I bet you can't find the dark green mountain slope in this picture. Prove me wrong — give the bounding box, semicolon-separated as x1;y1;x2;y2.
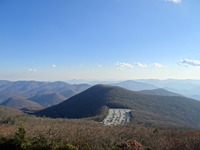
30;93;67;107
0;96;42;110
36;84;200;129
139;88;183;97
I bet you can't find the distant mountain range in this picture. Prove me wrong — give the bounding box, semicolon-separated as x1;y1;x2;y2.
0;96;42;110
29;93;67;107
137;79;200;100
36;84;200;129
2;79;200;103
139;88;183;97
0;80;91;103
65;79;200;101
112;80;157;91
1;80;200;129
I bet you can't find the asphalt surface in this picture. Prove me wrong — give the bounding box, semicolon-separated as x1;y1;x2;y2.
102;109;131;125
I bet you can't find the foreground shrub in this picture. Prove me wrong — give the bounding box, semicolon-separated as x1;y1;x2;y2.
0;125;80;150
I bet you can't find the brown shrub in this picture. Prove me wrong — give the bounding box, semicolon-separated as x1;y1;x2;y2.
118;139;142;150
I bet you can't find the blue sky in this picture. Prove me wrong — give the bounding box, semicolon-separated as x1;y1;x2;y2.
1;0;200;81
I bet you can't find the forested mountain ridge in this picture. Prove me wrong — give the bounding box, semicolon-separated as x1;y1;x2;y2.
36;84;200;129
0;80;91;102
0;96;42;110
29;93;67;107
139;88;183;97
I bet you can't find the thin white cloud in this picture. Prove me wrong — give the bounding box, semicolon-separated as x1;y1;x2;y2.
97;64;102;68
135;62;147;68
79;64;84;67
153;63;166;69
115;62;134;69
165;0;181;4
178;59;200;67
51;64;56;68
28;68;37;72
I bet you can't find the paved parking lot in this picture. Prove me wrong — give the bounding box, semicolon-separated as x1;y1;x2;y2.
102;109;131;125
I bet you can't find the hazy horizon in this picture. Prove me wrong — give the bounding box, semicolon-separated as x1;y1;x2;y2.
3;78;200;83
1;0;200;81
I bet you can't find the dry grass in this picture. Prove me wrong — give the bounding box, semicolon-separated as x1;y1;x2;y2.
1;114;200;149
